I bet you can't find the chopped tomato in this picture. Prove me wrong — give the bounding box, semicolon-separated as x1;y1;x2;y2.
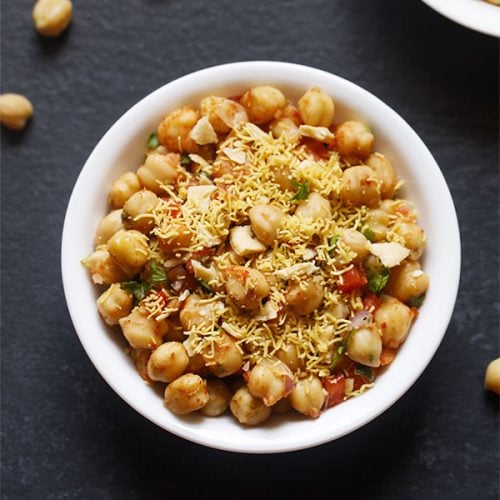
380;346;397;366
191;246;215;260
157;289;169;306
323;374;346;408
363;293;381;311
301;137;331;160
338;267;367;293
410;307;419;319
346;364;376;390
161;200;181;218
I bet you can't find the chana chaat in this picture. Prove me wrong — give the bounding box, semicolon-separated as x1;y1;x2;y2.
83;85;429;425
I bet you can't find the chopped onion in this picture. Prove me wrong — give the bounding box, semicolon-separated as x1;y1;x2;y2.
351;310;371;329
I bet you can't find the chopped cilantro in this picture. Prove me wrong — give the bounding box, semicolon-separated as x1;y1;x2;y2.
330;342;346;369
149;261;168;286
362;227;376;242
147;132;160;150
408;293;426;308
180;152;192;168
198;279;213;294
328;235;338;247
290;179;310;201
121;280;152;302
354;364;375;382
367;266;390;294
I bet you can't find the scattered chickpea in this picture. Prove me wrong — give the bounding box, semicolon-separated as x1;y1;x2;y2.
107;229;150;276
94;209;124;247
147;342;189;383
82;248;128;285
346;326;382;367
336;120;374;160
341;165;381;208
247;358;294;407
295;192;332;221
164;374;209;415
298;87;335;127
157;106;199;153
137;153;181;193
122;190;159;234
249;204;285;246
119;308;168;350
230;386;272;425
484;358;500;394
374;295;413;348
201;379;232;417
96;283;133;326
202;332;244;378
286;278;324;316
108;172;142;208
0;94;33;130
366;153;397;199
394;222;426;260
289;376;325;418
224;266;270;312
385;260;429;304
339;228;370;264
240;86;287;124
33;0;73;37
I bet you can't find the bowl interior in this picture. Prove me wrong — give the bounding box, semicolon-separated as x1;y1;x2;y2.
61;61;460;453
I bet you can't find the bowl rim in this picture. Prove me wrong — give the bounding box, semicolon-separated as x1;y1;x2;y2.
420;0;500;37
61;61;461;453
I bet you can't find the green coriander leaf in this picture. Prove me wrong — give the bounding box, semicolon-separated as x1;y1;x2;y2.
408;293;426;308
149;261;168;286
330;342;346;369
198;279;213;294
180;152;192;168
121;281;152;302
290;179;310;201
354;364;375;382
147;132;160;150
328;235;338;247
362;227;376;242
367;266;390;294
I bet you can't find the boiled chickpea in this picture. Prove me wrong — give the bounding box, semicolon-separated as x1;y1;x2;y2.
328;301;350;319
164;374;209;414
269;118;300;141
347;326;382;367
249;204;285;246
137;152;181;193
394;222;426;260
82;249;128;284
336;120;374;160
107;229;150;276
202;332;244;377
147;342;189;383
230;386;272;425
484;358;500;394
130;348;151;382
276;343;303;372
119;308;168;349
365;209;390;242
201;379;232;416
289;376;325;418
108;172;142;208
298;87;335;127
96;283;133;326
385;260;429;304
374;295;413;348
0;93;33;130
295;192;332;221
157;106;199;153
247;358;294;407
122;190;159;234
224;266;270;312
200;96;248;134
366;153;397;199
32;0;72;37
271;163;294;191
341;165;381;208
240;86;286;124
286;278;324;316
95;209;124;246
179;294;222;330
339;228;370;264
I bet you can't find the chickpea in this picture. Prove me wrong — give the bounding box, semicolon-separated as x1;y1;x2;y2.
157;106;199;153
122;190;159;234
247;358;294;407
82;248;128;285
96;283;133;326
286;278;324;316
374;295;413;348
336;120;374;160
119;308;168;349
365;209;390;242
108;172;142;208
295;192;332;221
249;204;285;246
107;229;150;276
341;165;381;208
394;222;426;260
137;153;180;193
32;0;72;37
200;96;248;134
0;93;33;130
240;85;287;124
298;87;335;127
366;153;397;199
484;358;500;394
380;199;410;216
269;118;300;141
179;294;223;330
157;223;193;256
276;343;303;372
346;326;382;367
328;301;350;319
186;353;209;376
202;332;244;377
385;260;429;304
224;266;270;312
164;374;209;415
201;379;232;416
95;209;124;246
339;228;370;264
230;386;272;425
147;341;189;383
280;103;302;125
289;376;325;418
130;348;151;382
271;163;294;191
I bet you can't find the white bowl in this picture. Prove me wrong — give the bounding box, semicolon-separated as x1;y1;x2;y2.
421;0;500;37
61;61;461;453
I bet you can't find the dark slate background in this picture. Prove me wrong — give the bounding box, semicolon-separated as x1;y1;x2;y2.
1;0;498;498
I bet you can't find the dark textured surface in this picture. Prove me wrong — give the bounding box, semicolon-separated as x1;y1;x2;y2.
1;0;498;498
